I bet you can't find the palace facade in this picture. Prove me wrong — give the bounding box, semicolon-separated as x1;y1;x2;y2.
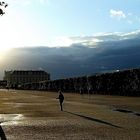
3;70;50;88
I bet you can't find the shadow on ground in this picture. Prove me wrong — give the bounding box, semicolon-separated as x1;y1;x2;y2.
64;111;122;128
0;125;7;140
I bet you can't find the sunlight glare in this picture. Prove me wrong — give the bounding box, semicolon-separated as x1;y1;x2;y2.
0;13;20;55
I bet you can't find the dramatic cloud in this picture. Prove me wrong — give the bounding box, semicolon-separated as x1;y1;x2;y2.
0;30;140;79
110;10;140;24
110;9;126;20
69;30;140;47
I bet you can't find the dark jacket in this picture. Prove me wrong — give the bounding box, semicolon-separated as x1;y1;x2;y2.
59;93;64;103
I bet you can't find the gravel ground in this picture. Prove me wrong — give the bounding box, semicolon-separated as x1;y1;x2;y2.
0;89;140;140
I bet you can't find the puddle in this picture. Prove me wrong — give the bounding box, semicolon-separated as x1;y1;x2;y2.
114;109;140;117
3;103;24;108
2;102;36;108
0;114;25;125
1;98;9;101
134;113;140;116
114;109;133;113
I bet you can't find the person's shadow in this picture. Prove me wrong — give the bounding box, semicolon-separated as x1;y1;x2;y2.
0;125;7;140
64;111;122;128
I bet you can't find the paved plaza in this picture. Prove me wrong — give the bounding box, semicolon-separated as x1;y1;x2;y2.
0;89;140;140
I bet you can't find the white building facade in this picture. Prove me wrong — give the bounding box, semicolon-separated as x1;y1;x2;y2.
3;70;50;88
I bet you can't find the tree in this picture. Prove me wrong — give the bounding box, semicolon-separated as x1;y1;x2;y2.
0;1;8;16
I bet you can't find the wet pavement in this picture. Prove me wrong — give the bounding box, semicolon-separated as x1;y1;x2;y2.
0;90;140;140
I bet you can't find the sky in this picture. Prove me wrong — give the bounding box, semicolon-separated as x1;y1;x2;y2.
0;0;140;50
0;0;140;79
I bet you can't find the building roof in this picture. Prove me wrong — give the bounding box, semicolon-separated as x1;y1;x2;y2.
5;70;49;75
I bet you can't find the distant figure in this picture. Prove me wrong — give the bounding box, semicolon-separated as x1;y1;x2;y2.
56;90;64;111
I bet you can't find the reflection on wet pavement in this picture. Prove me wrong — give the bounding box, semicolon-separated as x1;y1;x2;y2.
0;114;24;125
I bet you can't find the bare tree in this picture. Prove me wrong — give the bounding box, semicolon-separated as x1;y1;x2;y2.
0;1;8;16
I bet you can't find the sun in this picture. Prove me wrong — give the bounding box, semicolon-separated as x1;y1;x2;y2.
0;21;15;57
0;6;21;54
0;29;15;55
0;20;19;55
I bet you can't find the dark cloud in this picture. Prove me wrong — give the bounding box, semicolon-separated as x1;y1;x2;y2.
1;30;140;79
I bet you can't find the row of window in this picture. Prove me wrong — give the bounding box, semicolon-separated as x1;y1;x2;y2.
9;76;49;83
12;71;48;75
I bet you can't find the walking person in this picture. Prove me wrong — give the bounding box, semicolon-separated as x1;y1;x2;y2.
56;90;64;111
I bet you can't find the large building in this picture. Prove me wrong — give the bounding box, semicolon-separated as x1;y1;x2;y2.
3;70;50;88
0;80;7;88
